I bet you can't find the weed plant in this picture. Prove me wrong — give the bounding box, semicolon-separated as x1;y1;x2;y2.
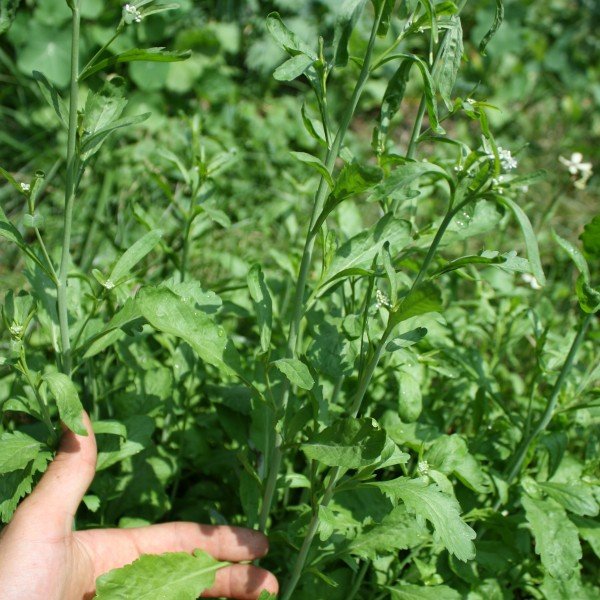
0;1;599;598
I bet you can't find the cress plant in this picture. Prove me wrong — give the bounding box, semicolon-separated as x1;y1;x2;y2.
0;1;599;599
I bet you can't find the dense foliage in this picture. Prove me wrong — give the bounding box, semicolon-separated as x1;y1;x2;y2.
1;1;598;598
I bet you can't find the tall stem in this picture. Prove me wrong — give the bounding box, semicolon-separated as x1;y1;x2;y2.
57;3;80;376
500;312;593;497
258;3;386;533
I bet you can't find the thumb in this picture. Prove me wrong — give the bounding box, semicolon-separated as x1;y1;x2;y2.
18;411;97;530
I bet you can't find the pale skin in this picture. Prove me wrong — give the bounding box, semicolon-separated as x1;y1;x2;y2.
0;413;279;600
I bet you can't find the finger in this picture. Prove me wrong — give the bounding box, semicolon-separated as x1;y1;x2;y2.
18;411;97;529
202;564;279;600
76;523;271;585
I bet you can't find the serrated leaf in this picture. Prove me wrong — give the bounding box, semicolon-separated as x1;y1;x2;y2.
290;151;334;188
247;264;272;354
522;494;582;580
495;195;546;286
272;358;314;390
94;549;227;600
0;431;46;474
138;287;243;378
370;477;476;561
79;48;191;81
537;481;599;517
302;418;387;468
107;230;163;287
42;371;86;435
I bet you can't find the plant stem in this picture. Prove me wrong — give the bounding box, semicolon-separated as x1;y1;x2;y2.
258;3;386;534
56;3;81;376
500;312;593;498
348;560;370;600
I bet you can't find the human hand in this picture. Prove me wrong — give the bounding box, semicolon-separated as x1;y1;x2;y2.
0;413;278;600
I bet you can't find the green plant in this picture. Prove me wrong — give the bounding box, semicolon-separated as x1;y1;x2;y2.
1;1;599;598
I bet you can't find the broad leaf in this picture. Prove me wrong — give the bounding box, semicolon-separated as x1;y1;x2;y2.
247;264;273;354
302;418;387;468
272;358;314;390
333;0;367;66
370;477;476;561
580;214;600;261
273;53;313;81
0;431;46;475
32;70;68;126
390;583;461;600
552;230;590;282
522;494;582;580
42;371;87;435
0;204;26;248
138;287;243;378
537;481;599;517
94;550;227;600
266;12;316;59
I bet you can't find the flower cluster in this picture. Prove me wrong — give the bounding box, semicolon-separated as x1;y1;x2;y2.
486;146;518;172
123;3;143;24
375;289;390;309
559;152;593;190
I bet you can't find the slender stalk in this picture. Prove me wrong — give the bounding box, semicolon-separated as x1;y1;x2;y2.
500;312;593;498
258;3;386;534
347;560;370;600
56;3;81;376
406;0;468;159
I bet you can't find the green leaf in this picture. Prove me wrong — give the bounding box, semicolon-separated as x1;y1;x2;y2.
321;214;412;287
138;287;243;378
370;477;476;561
386;327;428;352
576;276;600;314
479;0;505;54
495;195;546;286
570;515;600;560
290;151;334;188
390;583;461;600
79;48;192;81
537;481;599;517
333;0;367;67
0;204;26;248
0;0;20;35
94;549;227;600
313;162;384;232
266;12;316;59
107;230;163;287
272;358;314;390
247;264;273;354
273;53;314;81
32;70;68;126
302;418;387;468
522;494;582;580
433;16;463;110
42;371;87;435
374;60;412;154
347;505;428;560
580;214;600;261
0;431;46;475
552;230;590;282
371;0;397;36
389;283;443;328
257;592;278;600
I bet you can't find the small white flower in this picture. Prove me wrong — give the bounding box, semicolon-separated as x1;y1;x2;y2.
375;289;390;309
501;510;509;517
20;182;30;193
497;147;518;171
466;98;476;105
559;152;593;189
521;273;542;290
417;460;429;476
519;185;529;194
123;3;142;24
